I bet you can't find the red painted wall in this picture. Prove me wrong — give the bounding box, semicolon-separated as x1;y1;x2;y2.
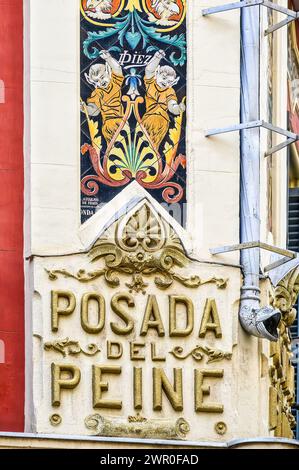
0;1;24;431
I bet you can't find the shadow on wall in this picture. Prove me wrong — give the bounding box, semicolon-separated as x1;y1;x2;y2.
0;80;5;104
0;340;5;363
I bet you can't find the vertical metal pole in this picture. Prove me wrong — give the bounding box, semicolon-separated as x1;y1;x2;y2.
240;4;261;306
239;5;281;340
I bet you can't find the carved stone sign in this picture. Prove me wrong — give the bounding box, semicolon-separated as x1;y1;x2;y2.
31;203;238;440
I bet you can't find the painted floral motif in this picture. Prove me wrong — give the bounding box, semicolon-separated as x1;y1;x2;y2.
80;0;187;224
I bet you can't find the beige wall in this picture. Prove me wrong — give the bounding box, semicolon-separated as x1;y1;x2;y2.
24;0;296;447
260;2;288;271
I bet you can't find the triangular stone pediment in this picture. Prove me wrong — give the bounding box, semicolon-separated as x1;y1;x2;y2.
79;181;192;255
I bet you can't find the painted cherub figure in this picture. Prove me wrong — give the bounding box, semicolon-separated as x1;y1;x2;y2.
81;50;124;145
148;0;180;26
141;50;185;151
84;0;113;20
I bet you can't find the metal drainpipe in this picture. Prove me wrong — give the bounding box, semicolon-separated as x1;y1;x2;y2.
239;4;280;341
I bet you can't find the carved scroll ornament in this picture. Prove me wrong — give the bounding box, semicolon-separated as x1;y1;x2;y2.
44;338;101;357
272;266;299;327
269;266;299;437
47;204;228;293
85;413;190;440
169;345;232;364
